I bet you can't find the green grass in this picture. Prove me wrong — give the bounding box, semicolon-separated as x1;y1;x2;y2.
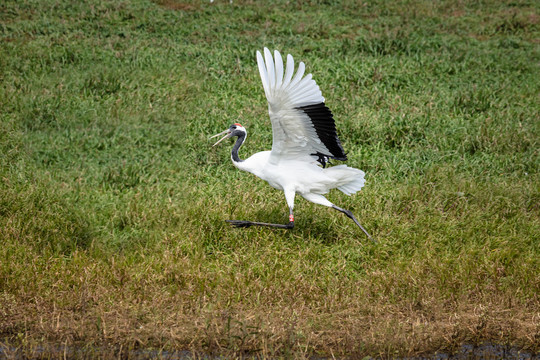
1;0;539;358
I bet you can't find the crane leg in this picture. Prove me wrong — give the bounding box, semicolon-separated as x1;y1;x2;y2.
332;205;375;242
227;190;296;229
226;219;293;229
300;193;374;241
226;207;294;229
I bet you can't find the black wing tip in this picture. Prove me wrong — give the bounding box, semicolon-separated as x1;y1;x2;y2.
312;152;347;168
297;102;347;160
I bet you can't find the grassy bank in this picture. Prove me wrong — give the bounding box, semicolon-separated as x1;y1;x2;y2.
1;0;539;357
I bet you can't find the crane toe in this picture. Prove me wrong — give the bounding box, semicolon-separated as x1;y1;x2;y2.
226;220;254;228
225;219;294;229
332;205;375;242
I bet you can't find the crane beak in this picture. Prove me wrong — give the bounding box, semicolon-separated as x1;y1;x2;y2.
210;129;231;147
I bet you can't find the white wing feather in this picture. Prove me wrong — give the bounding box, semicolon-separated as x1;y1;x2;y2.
286;62;305;91
282;54;295;88
274;50;283;89
256;51;270;99
264;48;275;90
256;48;333;164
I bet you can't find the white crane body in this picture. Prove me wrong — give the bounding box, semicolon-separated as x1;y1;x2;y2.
211;48;373;240
235;151;365;199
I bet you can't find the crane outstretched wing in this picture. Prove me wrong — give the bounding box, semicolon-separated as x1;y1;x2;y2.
256;48;347;166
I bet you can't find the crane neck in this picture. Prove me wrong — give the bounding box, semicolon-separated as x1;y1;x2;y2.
231;132;246;163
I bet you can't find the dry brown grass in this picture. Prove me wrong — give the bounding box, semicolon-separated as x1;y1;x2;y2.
1;250;538;358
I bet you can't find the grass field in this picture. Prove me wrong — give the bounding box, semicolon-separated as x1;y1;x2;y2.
1;0;539;358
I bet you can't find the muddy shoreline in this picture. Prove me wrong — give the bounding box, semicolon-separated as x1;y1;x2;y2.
1;342;539;359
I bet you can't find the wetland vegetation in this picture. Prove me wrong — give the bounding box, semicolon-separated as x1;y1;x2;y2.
1;0;539;357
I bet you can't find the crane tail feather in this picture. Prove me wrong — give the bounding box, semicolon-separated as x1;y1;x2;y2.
323;165;366;195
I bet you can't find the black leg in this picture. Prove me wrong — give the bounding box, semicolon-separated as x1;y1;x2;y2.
226;220;294;229
332;205;375;242
226;208;294;229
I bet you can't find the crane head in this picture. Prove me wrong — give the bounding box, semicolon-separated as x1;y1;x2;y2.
210;123;246;146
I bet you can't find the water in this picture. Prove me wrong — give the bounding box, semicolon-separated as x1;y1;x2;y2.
402;343;539;360
0;342;538;359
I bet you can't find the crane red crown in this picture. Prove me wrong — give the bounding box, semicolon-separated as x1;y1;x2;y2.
234;123;242;127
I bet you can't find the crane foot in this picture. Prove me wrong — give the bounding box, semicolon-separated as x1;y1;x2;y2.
332;206;376;242
226;220;294;229
226;220;254;228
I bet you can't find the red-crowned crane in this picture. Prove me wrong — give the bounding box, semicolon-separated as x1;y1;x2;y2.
211;48;373;240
